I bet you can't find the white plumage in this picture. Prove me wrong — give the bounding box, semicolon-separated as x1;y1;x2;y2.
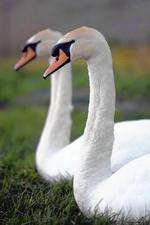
112;119;150;172
17;29;150;187
47;26;150;218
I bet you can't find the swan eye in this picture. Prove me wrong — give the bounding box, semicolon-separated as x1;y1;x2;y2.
22;40;41;53
51;40;75;59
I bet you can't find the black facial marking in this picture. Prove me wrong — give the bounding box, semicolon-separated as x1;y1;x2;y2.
43;40;75;79
22;40;41;53
51;40;75;58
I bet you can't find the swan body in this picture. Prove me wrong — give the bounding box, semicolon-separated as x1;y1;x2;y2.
87;154;150;218
37;136;83;181
36;119;150;181
112;119;150;172
44;26;150;218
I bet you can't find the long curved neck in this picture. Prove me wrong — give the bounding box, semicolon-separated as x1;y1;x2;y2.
36;63;72;157
49;63;73;149
74;50;115;208
43;68;61;133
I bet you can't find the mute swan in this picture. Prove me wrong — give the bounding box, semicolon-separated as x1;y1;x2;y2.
14;29;73;179
14;29;150;182
43;26;150;218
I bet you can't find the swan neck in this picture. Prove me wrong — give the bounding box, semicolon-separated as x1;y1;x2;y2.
84;57;115;153
36;63;72;165
42;63;72;149
74;53;115;209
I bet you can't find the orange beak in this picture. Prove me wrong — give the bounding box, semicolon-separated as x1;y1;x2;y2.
14;47;36;71
43;49;70;79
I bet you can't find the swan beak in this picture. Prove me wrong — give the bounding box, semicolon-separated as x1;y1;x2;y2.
14;47;36;71
43;49;70;79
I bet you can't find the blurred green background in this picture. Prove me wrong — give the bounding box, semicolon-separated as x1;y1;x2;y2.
0;1;150;224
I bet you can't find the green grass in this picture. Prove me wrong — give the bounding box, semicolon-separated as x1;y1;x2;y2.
0;55;150;225
0;167;126;225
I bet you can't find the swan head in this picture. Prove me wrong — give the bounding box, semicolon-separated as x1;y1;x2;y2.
43;26;109;79
14;28;62;71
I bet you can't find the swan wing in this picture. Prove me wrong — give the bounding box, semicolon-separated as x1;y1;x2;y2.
111;120;150;172
92;154;150;218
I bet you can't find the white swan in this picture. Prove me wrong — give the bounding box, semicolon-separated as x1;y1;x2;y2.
15;29;150;182
14;29;73;179
43;26;150;218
